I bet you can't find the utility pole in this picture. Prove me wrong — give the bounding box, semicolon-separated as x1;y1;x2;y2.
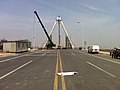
33;14;35;48
77;21;84;50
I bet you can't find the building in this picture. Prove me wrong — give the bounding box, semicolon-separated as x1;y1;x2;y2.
3;40;31;53
0;39;7;50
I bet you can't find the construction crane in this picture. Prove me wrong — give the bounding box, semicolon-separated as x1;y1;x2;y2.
34;11;56;49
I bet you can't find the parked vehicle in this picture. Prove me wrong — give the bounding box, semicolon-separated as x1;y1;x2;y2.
110;48;120;59
88;45;100;54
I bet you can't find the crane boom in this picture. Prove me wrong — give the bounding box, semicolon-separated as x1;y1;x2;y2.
34;11;56;48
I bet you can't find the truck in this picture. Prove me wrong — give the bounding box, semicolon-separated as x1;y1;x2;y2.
88;45;100;54
110;48;120;59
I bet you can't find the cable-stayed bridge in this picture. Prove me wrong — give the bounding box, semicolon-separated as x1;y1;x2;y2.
34;11;74;49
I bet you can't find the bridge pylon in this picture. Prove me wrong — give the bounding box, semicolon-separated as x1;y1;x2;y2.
43;16;74;49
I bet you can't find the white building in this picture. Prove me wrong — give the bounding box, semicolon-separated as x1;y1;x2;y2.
3;40;31;53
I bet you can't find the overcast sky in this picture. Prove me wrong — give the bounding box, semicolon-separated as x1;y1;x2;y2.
0;0;120;48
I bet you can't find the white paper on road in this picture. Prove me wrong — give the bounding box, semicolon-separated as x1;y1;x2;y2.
57;72;78;76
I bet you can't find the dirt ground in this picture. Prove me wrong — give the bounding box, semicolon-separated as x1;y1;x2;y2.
99;51;110;55
0;48;38;57
0;52;17;57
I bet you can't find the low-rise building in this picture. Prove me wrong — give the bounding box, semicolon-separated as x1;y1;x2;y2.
3;40;31;53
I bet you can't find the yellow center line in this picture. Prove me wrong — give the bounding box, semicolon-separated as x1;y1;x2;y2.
53;50;67;90
53;53;58;90
59;50;67;90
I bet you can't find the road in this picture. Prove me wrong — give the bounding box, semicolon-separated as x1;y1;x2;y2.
0;49;120;90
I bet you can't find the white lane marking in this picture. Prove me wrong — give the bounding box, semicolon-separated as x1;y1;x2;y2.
91;55;120;65
0;50;40;63
71;53;76;56
44;54;56;56
0;60;33;80
26;54;56;57
26;55;43;57
0;54;30;63
87;61;116;78
75;50;120;65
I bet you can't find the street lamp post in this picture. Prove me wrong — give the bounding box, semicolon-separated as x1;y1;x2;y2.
77;22;84;50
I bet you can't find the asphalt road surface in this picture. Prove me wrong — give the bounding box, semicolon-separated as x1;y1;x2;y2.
0;49;120;90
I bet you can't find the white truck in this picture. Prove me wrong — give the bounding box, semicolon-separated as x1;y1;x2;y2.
88;45;100;54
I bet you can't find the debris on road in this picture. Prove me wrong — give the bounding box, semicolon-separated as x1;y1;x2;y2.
57;72;78;76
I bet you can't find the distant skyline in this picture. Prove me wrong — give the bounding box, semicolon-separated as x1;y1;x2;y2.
0;0;120;48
